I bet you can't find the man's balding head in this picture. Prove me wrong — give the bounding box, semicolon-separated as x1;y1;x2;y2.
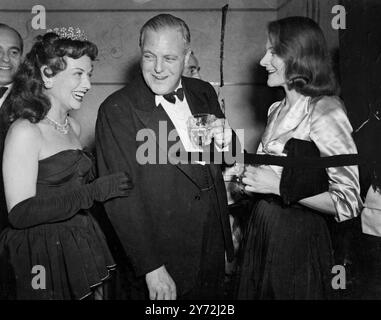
0;24;23;86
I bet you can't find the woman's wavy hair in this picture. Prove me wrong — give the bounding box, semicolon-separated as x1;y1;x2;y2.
6;32;98;124
268;16;338;97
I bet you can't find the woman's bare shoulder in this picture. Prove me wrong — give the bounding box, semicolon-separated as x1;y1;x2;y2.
6;119;42;147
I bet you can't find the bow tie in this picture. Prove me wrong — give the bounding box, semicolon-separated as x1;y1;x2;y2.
0;87;8;99
163;88;184;104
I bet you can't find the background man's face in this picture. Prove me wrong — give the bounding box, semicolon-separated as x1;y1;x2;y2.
141;28;190;95
0;27;22;86
183;54;201;79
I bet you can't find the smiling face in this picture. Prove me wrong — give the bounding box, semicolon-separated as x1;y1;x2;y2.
45;55;93;112
260;38;286;88
0;27;22;86
141;27;190;95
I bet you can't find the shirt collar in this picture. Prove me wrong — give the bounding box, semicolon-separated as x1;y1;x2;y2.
1;83;12;90
0;83;13;101
155;80;183;107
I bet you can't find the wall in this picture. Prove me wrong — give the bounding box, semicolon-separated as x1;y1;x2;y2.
278;0;340;51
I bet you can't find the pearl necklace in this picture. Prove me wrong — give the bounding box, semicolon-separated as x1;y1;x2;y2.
45;116;70;134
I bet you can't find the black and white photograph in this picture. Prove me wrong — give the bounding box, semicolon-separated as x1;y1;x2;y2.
0;0;380;314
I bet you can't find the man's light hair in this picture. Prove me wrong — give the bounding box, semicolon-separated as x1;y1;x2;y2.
139;14;191;51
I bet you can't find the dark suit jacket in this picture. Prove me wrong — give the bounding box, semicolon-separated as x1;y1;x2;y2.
0;91;11;232
95;74;234;295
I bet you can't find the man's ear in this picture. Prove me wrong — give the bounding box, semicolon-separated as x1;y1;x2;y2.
40;65;54;89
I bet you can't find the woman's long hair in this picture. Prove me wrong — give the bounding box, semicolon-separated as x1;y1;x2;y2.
268;16;338;97
6;32;98;124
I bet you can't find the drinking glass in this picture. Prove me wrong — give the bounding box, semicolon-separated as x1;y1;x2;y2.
223;162;248;194
187;113;216;148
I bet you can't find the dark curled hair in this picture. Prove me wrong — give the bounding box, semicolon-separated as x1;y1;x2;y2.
268;16;338;97
6;32;98;124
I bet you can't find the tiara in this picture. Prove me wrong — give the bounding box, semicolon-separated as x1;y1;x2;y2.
46;27;88;41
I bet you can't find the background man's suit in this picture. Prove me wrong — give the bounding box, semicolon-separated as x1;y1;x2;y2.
95;74;234;297
0;91;11;232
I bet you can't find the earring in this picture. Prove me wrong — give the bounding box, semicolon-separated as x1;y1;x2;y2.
44;80;53;89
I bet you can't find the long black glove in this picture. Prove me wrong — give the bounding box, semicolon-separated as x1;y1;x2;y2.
8;172;133;229
280;138;328;205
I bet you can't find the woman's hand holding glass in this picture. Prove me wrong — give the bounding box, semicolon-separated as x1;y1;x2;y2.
223;163;248;198
242;165;281;195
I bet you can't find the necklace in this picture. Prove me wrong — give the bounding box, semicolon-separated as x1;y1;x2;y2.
45;116;70;134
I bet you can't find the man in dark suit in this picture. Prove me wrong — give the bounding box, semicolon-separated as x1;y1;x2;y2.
95;14;237;300
0;24;23;232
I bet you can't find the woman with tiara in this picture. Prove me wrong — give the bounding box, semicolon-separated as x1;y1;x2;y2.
0;28;133;300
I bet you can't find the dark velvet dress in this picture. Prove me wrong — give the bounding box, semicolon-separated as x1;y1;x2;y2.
0;149;115;300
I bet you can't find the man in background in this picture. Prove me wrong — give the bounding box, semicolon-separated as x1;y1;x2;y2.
182;51;201;79
0;23;23;232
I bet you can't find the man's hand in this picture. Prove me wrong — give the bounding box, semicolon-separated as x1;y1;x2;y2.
145;265;177;300
209;118;232;149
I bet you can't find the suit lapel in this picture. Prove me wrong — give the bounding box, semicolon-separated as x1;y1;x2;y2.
0;92;11;134
182;77;209;116
131;74;183;151
131;75;203;189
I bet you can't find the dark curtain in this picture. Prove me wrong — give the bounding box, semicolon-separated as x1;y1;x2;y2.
338;0;381;299
339;0;381;131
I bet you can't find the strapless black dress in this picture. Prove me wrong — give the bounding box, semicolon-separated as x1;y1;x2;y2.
0;149;115;300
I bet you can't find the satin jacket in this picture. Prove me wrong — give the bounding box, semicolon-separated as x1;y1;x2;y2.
257;95;363;222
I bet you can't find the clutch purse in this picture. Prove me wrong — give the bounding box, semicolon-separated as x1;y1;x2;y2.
280;138;329;205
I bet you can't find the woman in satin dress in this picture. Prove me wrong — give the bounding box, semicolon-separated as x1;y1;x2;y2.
236;17;362;299
0;30;132;299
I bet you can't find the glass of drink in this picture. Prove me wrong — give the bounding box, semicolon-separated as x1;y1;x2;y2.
223;163;248;201
187;113;216;148
230;163;248;191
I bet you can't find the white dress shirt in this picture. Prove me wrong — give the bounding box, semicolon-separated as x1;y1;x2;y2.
0;83;12;109
155;82;202;153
